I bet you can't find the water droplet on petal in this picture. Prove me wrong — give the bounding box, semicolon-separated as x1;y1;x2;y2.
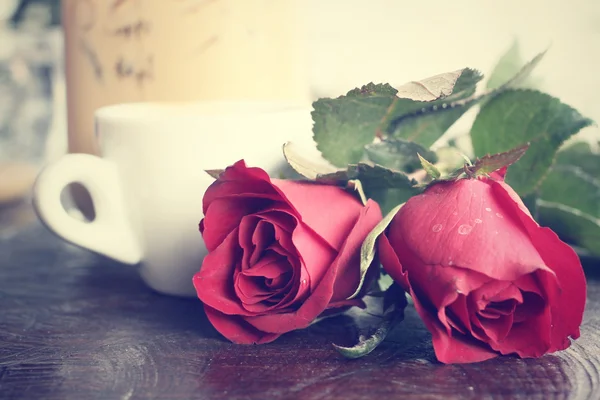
452;211;458;216
496;213;503;219
485;208;491;212
301;279;307;285
432;224;443;233
474;218;482;224
458;224;472;235
448;260;454;266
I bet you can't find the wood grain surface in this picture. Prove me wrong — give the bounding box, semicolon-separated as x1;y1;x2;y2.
0;217;599;399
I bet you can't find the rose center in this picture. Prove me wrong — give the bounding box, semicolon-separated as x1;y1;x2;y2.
479;298;518;319
235;211;303;313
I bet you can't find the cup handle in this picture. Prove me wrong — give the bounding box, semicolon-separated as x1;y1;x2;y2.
33;153;143;265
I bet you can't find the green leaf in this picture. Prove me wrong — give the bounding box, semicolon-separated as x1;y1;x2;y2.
318;163;419;215
364;138;437;172
334;283;407;359
537;200;600;257
487;40;544;91
472;143;529;176
394;69;469;101
377;273;394;292
312;70;482;167
555;141;600;177
537;143;600;256
470;89;593;195
490;48;546;94
487;40;522;90
282;141;338;180
312;83;399;167
418;153;441;179
386;69;484;147
540;164;600;218
348;204;403;300
205;169;224;179
332;315;393;359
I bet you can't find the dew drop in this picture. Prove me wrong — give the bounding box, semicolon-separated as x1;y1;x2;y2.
432;224;443;233
452;211;458;216
448;260;454;266
474;218;482;224
458;224;472;235
496;213;503;219
301;279;307;285
485;207;492;212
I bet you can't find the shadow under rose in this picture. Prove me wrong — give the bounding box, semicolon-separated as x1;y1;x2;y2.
71;254;218;339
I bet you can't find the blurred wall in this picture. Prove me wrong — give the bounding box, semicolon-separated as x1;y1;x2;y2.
301;0;600;143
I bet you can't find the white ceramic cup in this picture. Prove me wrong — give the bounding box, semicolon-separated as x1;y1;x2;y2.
33;101;314;297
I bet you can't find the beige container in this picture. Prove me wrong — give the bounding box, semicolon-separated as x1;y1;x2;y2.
63;0;309;156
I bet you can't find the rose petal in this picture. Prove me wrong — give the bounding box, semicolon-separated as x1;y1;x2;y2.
265;274;291;290
477;313;514;343
489;166;508;180
235;274;271;299
479;299;517;319
446;294;470;334
238;277;292;314
250;220;276;265
291;222;337;292
243;251;289;278
378;234;409;289
235;251;296;313
202;160;280;214
239;209;298;271
257;210;297;233
239;215;259;270
193;228;254;317
391;179;549;281
236;253;290;304
491;179;586;351
411;282;498;364
203;197;264;252
471;281;521;318
246;200;380;333
204;305;280;344
513;291;546;323
511;272;547;322
484;269;556;357
272;180;365;251
330;200;383;302
378;232;498;363
201;160;294;252
382;230;470;335
488;302;552;358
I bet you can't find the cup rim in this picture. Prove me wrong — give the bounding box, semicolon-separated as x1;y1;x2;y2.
95;100;311;122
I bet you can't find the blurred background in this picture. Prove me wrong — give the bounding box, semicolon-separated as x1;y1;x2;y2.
0;0;599;209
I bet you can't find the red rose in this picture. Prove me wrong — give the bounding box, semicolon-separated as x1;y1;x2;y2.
193;160;382;344
379;170;586;363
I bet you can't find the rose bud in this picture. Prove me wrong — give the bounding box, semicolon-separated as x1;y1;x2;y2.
379;170;586;363
194;160;382;344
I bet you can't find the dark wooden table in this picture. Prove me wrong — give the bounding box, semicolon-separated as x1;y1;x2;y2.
1;202;599;399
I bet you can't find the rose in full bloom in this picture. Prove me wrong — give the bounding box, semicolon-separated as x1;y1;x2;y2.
378;169;586;363
194;160;382;344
